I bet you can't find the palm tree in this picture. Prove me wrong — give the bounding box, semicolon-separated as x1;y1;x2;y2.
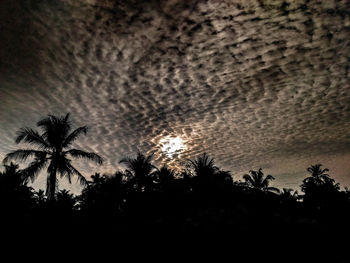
119;152;156;192
301;164;339;196
305;164;331;185
3;113;103;201
187;153;218;178
187;153;233;193
243;168;279;193
55;189;77;211
280;188;299;201
154;165;176;190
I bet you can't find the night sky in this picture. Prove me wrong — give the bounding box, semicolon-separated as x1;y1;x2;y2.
1;0;350;194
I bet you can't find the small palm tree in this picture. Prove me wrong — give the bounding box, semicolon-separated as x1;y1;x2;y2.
305;164;331;185
301;164;339;196
243;168;279;193
187;153;233;193
119;152;156;191
280;188;299;200
188;153;218;178
154;165;176;190
3;113;103;201
56;189;77;210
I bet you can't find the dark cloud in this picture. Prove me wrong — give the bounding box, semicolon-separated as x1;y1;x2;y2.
1;0;350;193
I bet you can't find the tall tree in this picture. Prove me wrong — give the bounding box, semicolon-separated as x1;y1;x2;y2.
3;113;103;200
243;168;279;193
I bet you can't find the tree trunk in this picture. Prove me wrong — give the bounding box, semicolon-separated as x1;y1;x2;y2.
46;169;57;201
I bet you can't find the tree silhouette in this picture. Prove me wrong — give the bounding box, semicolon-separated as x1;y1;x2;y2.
153;165;176;191
119;152;156;192
243;168;279;193
302;164;333;188
301;164;340;206
56;189;77;209
187;153;218;178
280;188;299;200
0;162;35;222
3;113;103;200
79;171;126;215
301;164;339;194
0;162;26;188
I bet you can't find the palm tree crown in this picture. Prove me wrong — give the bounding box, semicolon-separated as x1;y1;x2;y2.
188;153;218;178
3;113;103;200
119;152;156;191
154;165;176;189
305;164;331;185
301;164;339;194
243;168;279;193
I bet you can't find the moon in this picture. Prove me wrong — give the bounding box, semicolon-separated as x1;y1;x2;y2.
160;136;187;158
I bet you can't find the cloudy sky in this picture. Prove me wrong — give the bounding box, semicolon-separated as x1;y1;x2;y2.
1;0;350;194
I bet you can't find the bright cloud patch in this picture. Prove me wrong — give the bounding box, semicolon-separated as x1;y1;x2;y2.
160;136;187;158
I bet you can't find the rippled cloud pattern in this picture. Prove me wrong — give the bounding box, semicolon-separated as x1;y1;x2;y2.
1;0;350;192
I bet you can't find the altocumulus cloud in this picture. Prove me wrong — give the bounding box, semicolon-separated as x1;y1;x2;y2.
1;0;350;193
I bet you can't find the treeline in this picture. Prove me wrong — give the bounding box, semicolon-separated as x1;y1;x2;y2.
1;114;349;261
1;153;349;237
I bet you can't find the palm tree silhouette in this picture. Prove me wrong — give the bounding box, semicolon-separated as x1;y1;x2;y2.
187;153;218;178
243;168;279;193
280;188;299;201
187;153;234;194
304;164;331;186
119;152;156;192
301;164;340;200
56;189;77;210
154;165;176;190
3;113;103;201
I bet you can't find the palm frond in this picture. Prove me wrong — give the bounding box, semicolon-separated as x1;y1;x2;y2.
243;174;254;186
21;157;48;183
266;186;280;193
188;153;218;177
265;174;275;180
3;149;48;163
66;162;88;186
66;149;103;164
62;126;88;148
119;157;138;173
15;128;49;149
262;174;275;187
250;170;261;185
55;158;73;184
37;114;70;131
